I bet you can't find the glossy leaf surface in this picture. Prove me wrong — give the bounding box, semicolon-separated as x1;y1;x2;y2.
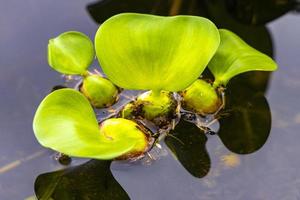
165;120;210;178
35;160;130;200
33;89;147;159
208;29;277;86
48;31;94;75
95;13;220;91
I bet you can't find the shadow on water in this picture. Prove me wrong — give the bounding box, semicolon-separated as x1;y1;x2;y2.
165;120;211;178
34;160;130;200
217;80;272;154
224;0;297;25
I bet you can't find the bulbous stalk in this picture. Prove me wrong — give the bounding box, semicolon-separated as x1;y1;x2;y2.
121;90;177;128
80;74;119;108
99;118;152;160
180;79;222;115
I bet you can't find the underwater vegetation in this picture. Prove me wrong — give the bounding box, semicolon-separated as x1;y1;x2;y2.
33;13;277;199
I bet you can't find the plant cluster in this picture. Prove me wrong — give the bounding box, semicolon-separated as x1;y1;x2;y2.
33;13;277;161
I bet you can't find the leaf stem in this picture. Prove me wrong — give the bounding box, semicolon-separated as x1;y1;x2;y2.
151;90;161;98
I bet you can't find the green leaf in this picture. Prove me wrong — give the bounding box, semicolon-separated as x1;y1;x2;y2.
95;13;220;91
208;29;277;86
33;88;148;159
48;31;94;75
35;160;130;200
165;120;210;178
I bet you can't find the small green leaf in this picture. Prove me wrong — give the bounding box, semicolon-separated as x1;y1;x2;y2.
208;29;277;86
95;13;220;91
81;74;119;108
48;31;94;75
35;160;130;200
33;89;148;159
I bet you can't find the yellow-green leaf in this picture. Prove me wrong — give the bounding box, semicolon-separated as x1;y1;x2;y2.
48;31;94;75
208;29;277;86
33;89;148;160
95;13;220;91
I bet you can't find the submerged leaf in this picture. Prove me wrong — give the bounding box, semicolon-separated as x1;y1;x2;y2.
35;160;130;200
95;13;220;91
33;89;148;159
217;83;271;154
48;31;94;75
165;120;210;178
208;29;277;86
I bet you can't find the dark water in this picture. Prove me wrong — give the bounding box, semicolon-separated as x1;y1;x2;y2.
1;0;300;199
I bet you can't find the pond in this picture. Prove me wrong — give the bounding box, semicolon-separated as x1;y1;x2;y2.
0;0;300;199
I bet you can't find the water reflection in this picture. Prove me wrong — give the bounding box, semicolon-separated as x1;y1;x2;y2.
34;160;130;200
225;0;297;25
217;81;272;154
165;120;210;178
87;0;299;26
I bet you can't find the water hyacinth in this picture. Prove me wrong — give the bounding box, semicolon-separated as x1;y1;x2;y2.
47;31;120;108
33;13;278;162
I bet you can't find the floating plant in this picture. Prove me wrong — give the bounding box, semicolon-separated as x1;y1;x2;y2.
179;29;277;117
33;12;278;199
48;31;119;108
33;89;151;160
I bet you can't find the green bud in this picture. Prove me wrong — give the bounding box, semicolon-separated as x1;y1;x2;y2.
81;74;119;108
180;79;221;115
120;91;177;127
137;91;176;121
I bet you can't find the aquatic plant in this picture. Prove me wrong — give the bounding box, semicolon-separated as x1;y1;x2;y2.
33;13;277;162
48;31;119;108
179;29;277;115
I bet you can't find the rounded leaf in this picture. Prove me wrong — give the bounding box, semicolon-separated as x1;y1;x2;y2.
208;29;277;86
48;31;94;75
33;89;148;159
95;13;220;91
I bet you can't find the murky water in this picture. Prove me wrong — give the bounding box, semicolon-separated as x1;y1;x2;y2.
1;0;300;199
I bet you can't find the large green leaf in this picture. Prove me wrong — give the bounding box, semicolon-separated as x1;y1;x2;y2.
33;88;148;159
48;31;94;75
35;160;130;200
208;29;277;86
95;13;220;91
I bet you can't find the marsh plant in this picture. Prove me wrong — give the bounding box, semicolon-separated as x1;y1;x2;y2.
33;13;277;162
